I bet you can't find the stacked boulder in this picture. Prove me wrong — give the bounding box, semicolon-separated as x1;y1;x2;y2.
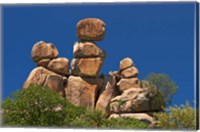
22;18;165;126
108;57;164;124
23;41;69;97
65;18;106;109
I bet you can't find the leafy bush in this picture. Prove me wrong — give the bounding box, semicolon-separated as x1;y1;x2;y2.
140;80;165;110
2;84;148;129
3;84;69;126
145;73;179;105
101;117;148;129
153;102;196;130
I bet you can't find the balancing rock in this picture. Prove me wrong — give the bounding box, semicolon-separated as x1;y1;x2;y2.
32;41;58;62
77;18;106;41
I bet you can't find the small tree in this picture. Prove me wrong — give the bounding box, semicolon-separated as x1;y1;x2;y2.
145;73;179;105
154;101;196;130
2;84;68;126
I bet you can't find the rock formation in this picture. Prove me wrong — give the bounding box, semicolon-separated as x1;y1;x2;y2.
23;18;164;126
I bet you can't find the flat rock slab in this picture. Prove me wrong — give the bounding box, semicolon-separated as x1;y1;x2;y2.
73;41;105;58
71;57;104;77
117;78;140;93
109;113;155;124
77;18;106;41
47;57;70;75
65;76;103;109
121;66;139;78
32;41;58;62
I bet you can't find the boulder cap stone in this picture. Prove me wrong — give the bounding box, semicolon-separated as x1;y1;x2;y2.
77;18;106;41
119;57;134;71
32;41;58;62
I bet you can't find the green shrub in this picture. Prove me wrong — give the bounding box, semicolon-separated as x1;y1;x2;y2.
101;117;148;129
2;84;69;126
145;73;179;105
154;102;196;130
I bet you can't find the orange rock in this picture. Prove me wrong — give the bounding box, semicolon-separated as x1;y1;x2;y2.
95;75;118;113
23;67;57;89
44;75;66;96
37;59;51;68
32;41;58;62
71;57;104;77
23;67;67;97
119;57;134;71
117;78;140;93
65;76;103;109
77;18;106;41
48;57;70;75
73;41;105;58
121;66;139;78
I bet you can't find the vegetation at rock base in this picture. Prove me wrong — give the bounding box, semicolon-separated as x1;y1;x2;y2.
2;84;148;128
153;101;196;130
145;73;179;105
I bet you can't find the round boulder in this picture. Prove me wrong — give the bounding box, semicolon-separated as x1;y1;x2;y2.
32;41;59;62
76;18;106;41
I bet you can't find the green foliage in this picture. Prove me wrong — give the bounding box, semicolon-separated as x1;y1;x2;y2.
101;117;148;129
140;80;165;110
2;84;148;129
2;84;68;126
154;101;196;130
145;73;179;105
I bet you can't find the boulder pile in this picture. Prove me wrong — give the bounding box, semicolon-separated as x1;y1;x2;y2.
23;18;164;126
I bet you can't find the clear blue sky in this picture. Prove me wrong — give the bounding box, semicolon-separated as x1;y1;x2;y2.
2;2;198;107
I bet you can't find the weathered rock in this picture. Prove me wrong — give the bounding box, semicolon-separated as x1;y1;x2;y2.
119;57;134;71
109;88;150;113
48;57;70;75
73;41;105;58
44;75;66;96
109;113;155;124
111;88;144;102
32;41;59;62
95;75;118;113
71;57;104;77
37;59;51;67
77;18;106;41
23;67;67;96
121;66;139;78
117;78;140;93
23;67;57;89
65;76;103;109
109;87;164;113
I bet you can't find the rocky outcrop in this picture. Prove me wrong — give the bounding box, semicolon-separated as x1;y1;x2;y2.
23;18;165;126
